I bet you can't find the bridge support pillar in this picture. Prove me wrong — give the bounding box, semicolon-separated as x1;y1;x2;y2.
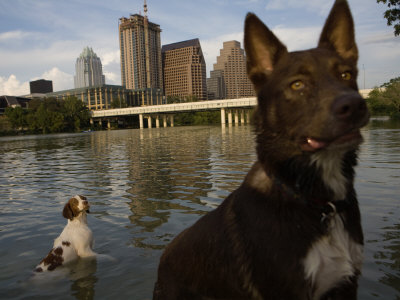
155;115;160;128
228;110;232;124
170;115;174;127
107;119;111;129
163;115;167;128
234;110;239;125
240;110;245;124
139;114;144;129
147;116;152;128
220;108;226;124
246;110;250;124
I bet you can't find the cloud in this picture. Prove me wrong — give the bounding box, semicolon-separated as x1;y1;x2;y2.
103;71;120;85
100;50;120;66
265;0;331;15
273;26;320;50
0;30;30;42
34;67;73;92
0;75;29;96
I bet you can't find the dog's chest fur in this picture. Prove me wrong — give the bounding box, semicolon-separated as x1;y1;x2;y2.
303;214;363;299
302;151;363;299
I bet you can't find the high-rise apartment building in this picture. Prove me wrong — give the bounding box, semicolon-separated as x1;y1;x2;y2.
212;40;255;99
119;3;163;91
74;47;105;89
162;39;207;101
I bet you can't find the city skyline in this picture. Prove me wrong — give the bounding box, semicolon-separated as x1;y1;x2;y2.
0;0;399;96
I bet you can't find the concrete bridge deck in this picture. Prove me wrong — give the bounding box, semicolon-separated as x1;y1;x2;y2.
91;97;257;128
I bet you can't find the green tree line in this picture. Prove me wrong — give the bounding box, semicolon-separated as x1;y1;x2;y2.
4;96;90;134
366;77;400;119
166;95;221;125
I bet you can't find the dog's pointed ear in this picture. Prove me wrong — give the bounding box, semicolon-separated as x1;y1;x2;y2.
318;0;358;62
244;13;288;91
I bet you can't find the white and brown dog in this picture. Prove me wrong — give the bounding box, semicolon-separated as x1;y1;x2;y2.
35;195;96;272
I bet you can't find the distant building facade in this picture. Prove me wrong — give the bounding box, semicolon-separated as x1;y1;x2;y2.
207;70;225;100
30;79;53;94
46;85;164;111
162;39;207;101
119;11;163;91
74;47;106;89
212;40;255;99
0;95;30;114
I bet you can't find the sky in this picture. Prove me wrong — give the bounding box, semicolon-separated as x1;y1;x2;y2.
0;0;399;96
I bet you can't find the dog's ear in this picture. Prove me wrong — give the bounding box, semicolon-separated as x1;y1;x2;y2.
62;198;79;220
244;13;288;91
318;0;358;62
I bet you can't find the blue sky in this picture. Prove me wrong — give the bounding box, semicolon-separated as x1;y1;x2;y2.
0;0;399;95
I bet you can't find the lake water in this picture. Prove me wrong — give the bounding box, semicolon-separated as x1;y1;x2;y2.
0;121;399;299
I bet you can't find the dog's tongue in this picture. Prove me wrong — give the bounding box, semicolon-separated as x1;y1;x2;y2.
307;138;327;149
301;137;327;151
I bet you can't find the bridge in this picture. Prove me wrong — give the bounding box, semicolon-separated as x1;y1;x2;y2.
90;89;371;129
91;97;257;128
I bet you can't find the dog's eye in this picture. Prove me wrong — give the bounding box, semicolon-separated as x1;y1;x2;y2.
341;71;352;80
291;80;305;90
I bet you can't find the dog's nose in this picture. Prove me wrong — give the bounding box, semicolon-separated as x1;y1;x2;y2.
332;95;367;121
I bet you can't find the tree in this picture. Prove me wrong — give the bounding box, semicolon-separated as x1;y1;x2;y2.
62;96;90;131
377;0;400;36
367;76;400;119
5;106;27;130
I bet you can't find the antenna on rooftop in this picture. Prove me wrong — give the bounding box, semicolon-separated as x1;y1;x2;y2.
144;0;148;18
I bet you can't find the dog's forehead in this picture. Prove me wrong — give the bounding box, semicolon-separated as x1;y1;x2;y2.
277;49;343;75
74;195;87;202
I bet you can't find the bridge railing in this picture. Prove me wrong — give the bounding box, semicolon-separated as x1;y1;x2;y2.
91;97;257;118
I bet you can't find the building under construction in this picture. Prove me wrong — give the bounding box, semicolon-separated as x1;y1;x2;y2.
118;1;163;92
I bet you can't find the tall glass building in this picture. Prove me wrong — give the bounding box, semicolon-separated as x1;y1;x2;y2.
74;47;106;89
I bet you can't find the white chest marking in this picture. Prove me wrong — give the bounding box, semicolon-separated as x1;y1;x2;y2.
303;215;363;299
310;150;347;200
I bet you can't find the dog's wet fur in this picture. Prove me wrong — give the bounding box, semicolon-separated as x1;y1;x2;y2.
153;1;369;299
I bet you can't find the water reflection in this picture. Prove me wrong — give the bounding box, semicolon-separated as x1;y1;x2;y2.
69;258;98;300
375;221;400;294
0;123;399;299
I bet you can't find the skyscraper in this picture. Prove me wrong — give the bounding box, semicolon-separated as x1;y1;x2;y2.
119;1;163;91
207;70;225;100
212;40;255;99
74;47;105;89
162;39;207;101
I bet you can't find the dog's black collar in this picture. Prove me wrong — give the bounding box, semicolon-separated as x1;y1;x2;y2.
273;176;350;224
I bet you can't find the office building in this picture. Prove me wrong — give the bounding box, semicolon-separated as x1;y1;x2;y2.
212;40;255;99
74;47;106;89
162;38;207;101
46;85;164;111
207;70;225;100
30;79;53;94
119;2;163;91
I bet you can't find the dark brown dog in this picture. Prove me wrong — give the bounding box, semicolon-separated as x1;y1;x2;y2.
153;0;369;299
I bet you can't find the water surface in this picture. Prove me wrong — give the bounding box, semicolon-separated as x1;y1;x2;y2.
0;122;399;299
